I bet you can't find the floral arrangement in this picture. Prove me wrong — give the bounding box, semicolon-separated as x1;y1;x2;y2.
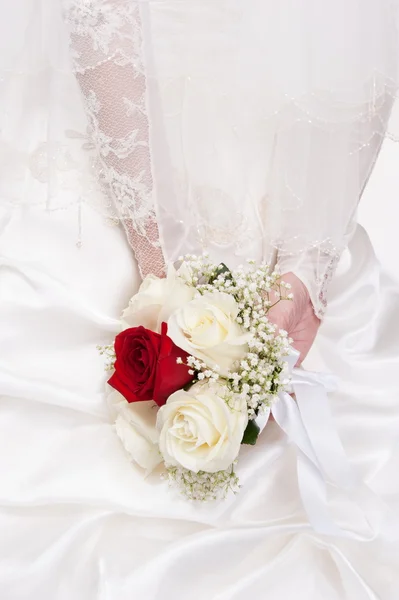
100;256;292;501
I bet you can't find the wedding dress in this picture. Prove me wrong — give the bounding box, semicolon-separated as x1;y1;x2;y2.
1;1;399;598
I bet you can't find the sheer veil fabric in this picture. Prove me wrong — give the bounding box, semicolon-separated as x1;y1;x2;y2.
2;0;398;312
1;1;399;598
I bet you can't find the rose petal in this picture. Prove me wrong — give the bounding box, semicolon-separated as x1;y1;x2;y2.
152;325;194;407
108;371;145;403
157;383;248;473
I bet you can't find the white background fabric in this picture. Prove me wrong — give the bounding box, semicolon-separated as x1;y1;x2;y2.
360;139;399;279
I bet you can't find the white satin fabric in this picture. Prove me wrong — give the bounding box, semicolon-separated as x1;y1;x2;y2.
1;202;399;598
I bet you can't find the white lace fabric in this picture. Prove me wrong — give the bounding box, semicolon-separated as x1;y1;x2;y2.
62;0;165;277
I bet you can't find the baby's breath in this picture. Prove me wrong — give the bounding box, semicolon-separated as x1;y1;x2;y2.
165;464;240;501
97;344;116;371
177;355;220;383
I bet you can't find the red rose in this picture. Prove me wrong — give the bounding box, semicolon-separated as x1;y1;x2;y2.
108;323;194;406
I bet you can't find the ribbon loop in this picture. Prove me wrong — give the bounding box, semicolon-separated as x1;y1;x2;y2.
258;349;387;540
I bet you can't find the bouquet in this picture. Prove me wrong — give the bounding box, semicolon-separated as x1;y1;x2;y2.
100;255;293;501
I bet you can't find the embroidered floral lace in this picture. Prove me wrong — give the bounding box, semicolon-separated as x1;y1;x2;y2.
62;0;165;277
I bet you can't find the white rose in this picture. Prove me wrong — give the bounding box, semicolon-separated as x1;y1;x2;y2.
167;291;251;375
173;260;195;284
157;382;248;473
108;391;162;474
122;265;195;333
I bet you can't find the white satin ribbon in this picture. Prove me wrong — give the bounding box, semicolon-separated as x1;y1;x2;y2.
256;349;388;540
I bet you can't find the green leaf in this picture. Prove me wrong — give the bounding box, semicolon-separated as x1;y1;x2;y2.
241;420;260;446
208;263;232;285
216;263;231;276
270;366;283;393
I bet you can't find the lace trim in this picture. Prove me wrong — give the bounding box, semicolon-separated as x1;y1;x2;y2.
65;0;144;73
316;253;341;317
277;244;342;319
62;0;165;277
